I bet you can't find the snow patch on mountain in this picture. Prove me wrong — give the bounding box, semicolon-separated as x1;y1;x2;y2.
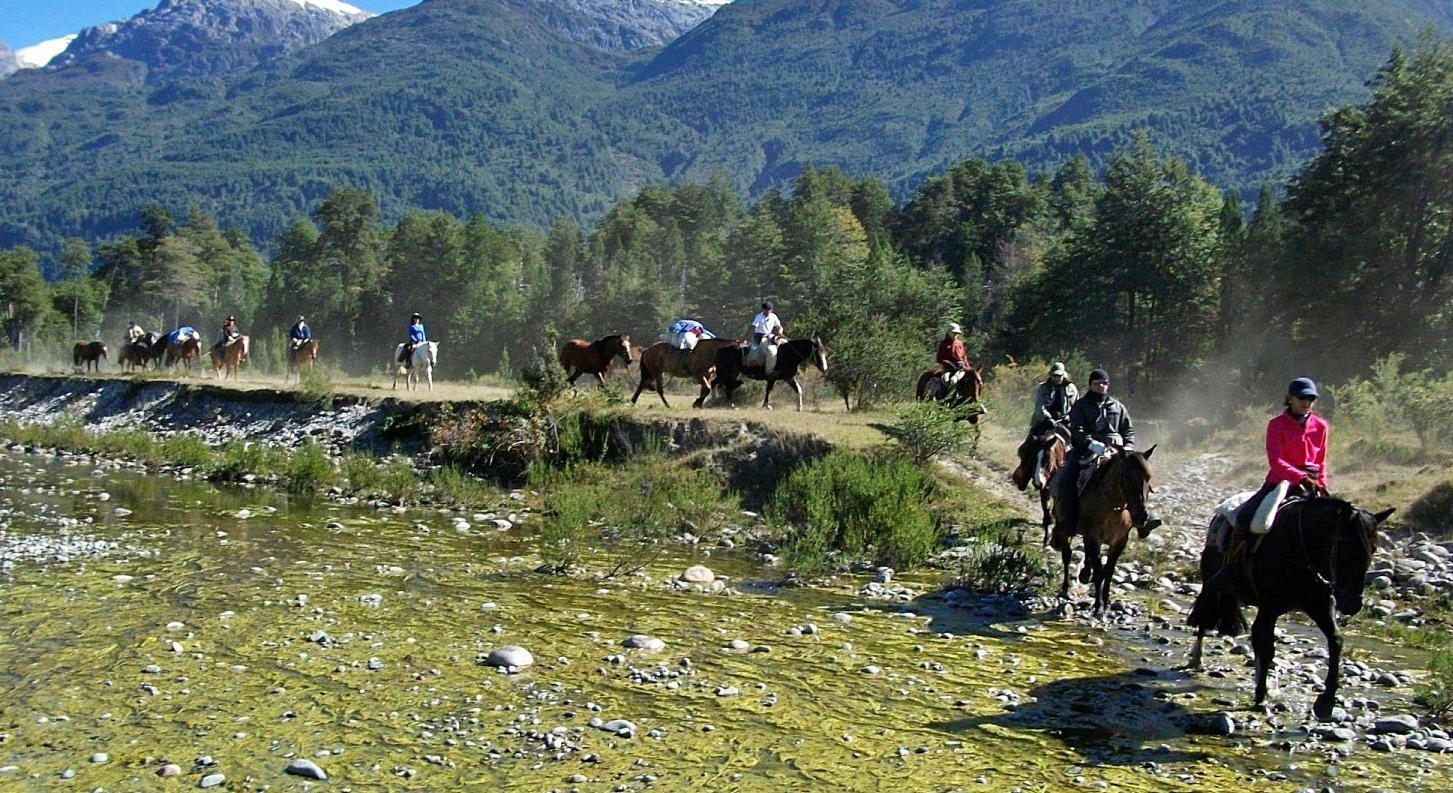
15;35;77;68
282;0;371;17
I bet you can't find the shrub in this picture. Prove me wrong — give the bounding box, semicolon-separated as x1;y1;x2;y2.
882;401;978;462
1406;480;1453;536
427;464;498;506
517;344;570;408
211;439;277;482
284;440;336;493
769;452;939;574
340;451;382;493
160;433;213;469
535;464;597;572
1417;648;1453;720
950;518;1049;592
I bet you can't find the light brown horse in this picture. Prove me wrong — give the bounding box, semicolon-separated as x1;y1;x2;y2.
166;335;204;374
1011;424;1068;544
1049;447;1156;613
286;339;319;383
632;338;741;408
210;335;250;381
72;341;107;373
558;334;632;386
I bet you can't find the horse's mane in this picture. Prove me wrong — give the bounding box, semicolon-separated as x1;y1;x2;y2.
590;334;622;350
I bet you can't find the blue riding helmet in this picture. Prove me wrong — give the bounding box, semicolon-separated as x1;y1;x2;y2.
1288;377;1319;399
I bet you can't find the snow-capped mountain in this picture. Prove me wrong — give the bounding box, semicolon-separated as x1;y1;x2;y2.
46;0;372;78
0;40;16;78
14;35;79;69
505;0;730;52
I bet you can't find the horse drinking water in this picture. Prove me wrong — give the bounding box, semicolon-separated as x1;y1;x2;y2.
393;341;438;391
1186;498;1392;720
558;334;632;386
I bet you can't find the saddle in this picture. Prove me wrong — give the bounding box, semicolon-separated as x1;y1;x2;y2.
1075;450;1116;495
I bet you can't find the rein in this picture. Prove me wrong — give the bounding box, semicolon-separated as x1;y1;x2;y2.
1295;504;1335;590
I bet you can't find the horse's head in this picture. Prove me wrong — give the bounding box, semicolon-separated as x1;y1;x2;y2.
239;335;251;361
1117;445;1156;528
1332;504;1393;616
98;343;108;360
616;334;632;368
809;335;828;374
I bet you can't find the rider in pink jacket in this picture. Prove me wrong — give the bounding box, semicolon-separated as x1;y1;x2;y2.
1233;377;1328;531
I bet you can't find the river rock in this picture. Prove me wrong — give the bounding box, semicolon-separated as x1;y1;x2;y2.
285;759;328;780
158;764;182;777
1373;714;1420;734
89;753;108;763
599;719;637;737
485;646;535;669
200;773;226;788
623;634;665;651
1205;711;1236;736
681;565;715;584
726;639;750;650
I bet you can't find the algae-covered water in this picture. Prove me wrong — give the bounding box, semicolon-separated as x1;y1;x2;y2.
0;452;1444;792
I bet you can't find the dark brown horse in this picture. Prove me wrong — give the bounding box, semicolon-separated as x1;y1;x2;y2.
1187;499;1392;720
632;338;740;408
166;335;204;374
1050;446;1157;613
1011;423;1068;544
916;364;984;417
121;333;163;372
710;337;828;411
559;334;632;386
286;339;319;383
72;341;107;373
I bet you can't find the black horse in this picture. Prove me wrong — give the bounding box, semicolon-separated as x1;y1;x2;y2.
1186;498;1393;720
711;337;828;411
120;332;165;372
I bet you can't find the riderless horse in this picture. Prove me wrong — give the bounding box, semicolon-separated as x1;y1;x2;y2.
632;338;740;408
210;335;250;381
710;336;829;411
1011;420;1068;545
558;334;632;386
72;341;107;373
286;339;319;384
393;341;438;391
165;335;204;375
1186;498;1392;720
1049;446;1157;613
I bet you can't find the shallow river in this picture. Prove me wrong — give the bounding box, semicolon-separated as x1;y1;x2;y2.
0;452;1444;791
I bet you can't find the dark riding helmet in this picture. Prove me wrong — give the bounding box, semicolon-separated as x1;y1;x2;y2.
1288;377;1320;399
761;301;773;311
226;315;235;322
411;312;422;319
1089;368;1109;383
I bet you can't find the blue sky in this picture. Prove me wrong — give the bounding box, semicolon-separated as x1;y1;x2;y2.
2;1;422;51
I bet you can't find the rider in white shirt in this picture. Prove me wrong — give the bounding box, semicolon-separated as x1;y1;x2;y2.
747;301;784;370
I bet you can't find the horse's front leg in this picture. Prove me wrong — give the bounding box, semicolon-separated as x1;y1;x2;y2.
1309;595;1343;721
1058;541;1073;600
789;377;803;411
1097;536;1128;613
594;371;607;386
1250;610;1279;708
1079;535;1100;587
566;369;581;385
1188;629;1206;670
761;378;776;410
1040;489;1053;545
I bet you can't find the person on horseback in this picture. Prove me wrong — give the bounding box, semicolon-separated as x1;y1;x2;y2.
1225;377;1329;553
667;318;714;350
126;321;146;345
1030;361;1078;436
214;315;240;355
399;313;426;365
935;323;971;385
746;301;783;370
1052;368;1161;550
290;315;312;350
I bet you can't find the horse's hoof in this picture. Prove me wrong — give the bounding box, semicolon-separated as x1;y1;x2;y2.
1077;565;1092;584
1312;694;1335;722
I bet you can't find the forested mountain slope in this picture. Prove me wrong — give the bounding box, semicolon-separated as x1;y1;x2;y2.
0;0;1449;252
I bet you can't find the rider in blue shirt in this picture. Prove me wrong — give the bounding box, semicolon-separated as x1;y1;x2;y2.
400;313;426;363
290;315;312;349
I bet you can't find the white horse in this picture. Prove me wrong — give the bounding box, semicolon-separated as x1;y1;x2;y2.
392;341;438;391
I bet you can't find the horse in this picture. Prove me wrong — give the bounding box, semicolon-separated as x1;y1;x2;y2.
1011;422;1068;544
1049;446;1157;613
1186;498;1393;720
165;335;204;374
558;334;632;386
286;339;319;383
210;335;250;381
710;336;829;411
631;338;740;408
120;333;164;372
72;341;107;373
393;341;438;390
916;364;984;416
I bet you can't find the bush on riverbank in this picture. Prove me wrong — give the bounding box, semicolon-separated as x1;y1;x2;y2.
769;451;940;574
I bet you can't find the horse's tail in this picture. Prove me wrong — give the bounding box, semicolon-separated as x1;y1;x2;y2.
1186;575;1247;637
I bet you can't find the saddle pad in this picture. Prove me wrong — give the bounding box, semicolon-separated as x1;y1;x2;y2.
1250;479;1291;535
1213;492;1255;521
